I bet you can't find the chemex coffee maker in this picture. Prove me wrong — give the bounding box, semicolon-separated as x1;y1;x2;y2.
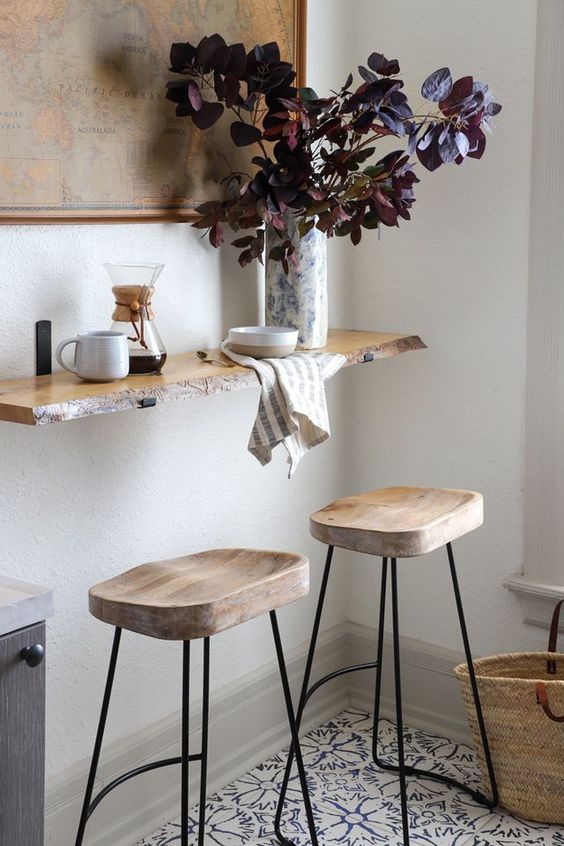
105;262;167;375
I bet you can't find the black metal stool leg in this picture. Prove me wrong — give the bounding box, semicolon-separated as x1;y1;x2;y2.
181;641;191;846
372;558;388;763
447;542;498;806
270;610;319;846
198;638;211;846
274;545;333;841
75;627;122;846
391;559;410;845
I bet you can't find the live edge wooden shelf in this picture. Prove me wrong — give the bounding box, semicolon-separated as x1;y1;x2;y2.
0;329;425;426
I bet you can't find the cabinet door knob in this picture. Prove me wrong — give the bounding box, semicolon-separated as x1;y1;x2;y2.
20;644;45;668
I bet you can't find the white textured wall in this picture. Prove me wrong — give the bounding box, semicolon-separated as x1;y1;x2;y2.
0;0;352;784
347;0;542;653
0;0;543;809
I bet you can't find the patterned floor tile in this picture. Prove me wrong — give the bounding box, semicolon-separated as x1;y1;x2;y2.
135;709;563;846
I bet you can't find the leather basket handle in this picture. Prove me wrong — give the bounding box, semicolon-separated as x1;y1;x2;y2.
547;599;564;674
537;681;564;722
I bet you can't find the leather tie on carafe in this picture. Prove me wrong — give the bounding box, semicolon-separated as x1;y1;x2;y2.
112;284;154;350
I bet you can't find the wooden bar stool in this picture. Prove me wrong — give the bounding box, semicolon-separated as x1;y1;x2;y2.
74;548;319;846
275;487;499;846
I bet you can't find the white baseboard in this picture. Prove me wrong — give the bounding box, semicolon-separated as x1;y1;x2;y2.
46;621;473;845
46;623;349;846
346;622;471;745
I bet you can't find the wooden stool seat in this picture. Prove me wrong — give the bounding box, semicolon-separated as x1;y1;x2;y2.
89;548;309;641
310;486;483;558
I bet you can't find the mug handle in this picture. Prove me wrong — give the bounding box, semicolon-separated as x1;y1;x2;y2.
55;338;79;374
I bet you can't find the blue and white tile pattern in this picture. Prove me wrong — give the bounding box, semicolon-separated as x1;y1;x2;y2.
136;709;564;846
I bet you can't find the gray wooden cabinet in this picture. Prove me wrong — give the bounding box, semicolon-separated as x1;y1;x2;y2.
0;622;46;846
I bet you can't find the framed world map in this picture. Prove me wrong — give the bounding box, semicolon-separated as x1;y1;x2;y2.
0;0;306;222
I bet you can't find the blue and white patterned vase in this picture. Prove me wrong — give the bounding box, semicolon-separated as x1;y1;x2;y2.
265;212;328;349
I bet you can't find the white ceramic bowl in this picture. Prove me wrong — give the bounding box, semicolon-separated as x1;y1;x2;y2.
228;326;298;358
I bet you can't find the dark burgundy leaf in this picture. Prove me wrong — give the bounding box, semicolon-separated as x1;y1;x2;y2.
387;90;413;117
465;125;485;147
175;104;193;117
298;219;315;237
251;171;269;198
367;52;400;76
375;198;399;226
251;156;271;169
209;222;224;248
335;220;352;236
195;201;223;215
269;245;286;262
165;80;190;104
213;44;231;72
273;186;298;203
343;72;354;90
450;75;473;103
239;249;254;267
363;211;380;229
350;227;362;245
170;42;196;72
468;136;486;159
227;43;247;78
263;41;281;64
421;67;453;102
213;70;225;101
224;74;241;108
192;213;220;229
351;147;376;164
352;109;376;133
196;33;226;71
358;66;378;83
231;235;254;248
230;121;262;146
416;133;443;171
192;101;224;129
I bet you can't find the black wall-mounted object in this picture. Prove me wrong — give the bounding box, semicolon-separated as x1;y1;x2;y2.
35;321;52;376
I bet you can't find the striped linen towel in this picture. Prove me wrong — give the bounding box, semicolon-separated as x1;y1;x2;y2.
220;340;346;478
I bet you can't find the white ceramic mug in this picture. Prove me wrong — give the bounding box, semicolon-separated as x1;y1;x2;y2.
56;331;129;382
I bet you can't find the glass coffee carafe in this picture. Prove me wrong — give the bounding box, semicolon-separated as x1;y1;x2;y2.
105;263;167;375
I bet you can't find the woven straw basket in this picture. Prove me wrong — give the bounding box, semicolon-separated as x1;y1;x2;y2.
455;601;564;823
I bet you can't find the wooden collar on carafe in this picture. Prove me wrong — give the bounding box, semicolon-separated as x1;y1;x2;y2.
112;285;155;350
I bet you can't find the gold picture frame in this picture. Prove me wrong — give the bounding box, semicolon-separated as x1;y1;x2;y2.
0;0;307;224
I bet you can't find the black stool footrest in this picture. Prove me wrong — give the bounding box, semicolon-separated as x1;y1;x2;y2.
372;755;494;809
305;661;379;706
87;753;203;820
